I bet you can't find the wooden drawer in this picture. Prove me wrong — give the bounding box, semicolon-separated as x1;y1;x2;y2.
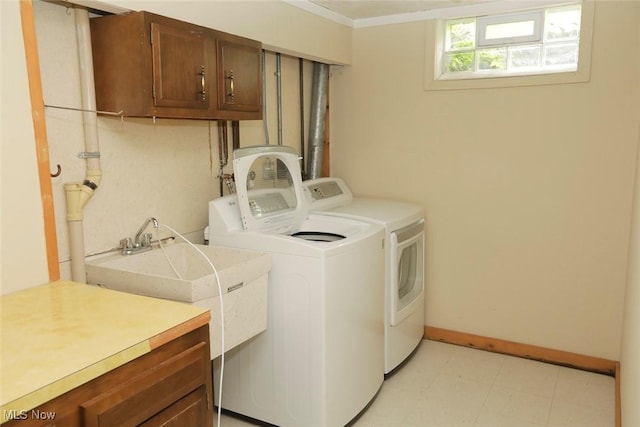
1;326;213;427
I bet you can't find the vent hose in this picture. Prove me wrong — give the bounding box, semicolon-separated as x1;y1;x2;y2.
306;62;329;179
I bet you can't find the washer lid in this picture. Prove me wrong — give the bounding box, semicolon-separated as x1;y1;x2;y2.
233;145;309;233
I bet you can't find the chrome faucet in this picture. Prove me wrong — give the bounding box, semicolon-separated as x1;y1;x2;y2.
120;217;159;255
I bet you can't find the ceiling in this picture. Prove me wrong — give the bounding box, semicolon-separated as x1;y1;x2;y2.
306;0;491;20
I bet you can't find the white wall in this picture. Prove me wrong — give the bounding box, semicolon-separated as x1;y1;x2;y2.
0;0;50;294
621;123;640;425
331;1;640;360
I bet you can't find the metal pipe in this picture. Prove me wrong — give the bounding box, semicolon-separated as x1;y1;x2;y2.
232;120;240;150
306;62;329;180
218;121;228;169
299;58;305;179
276;52;283;145
218;121;228;195
261;50;270;144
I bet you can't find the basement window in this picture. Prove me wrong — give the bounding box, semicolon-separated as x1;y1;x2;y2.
425;2;594;90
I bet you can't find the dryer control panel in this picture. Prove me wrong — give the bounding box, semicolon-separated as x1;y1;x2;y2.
308;180;343;200
304;178;353;211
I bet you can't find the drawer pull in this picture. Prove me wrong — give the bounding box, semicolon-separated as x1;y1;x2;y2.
199;66;206;101
227;70;235;103
227;282;243;293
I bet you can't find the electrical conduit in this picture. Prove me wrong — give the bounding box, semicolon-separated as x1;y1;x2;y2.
64;8;102;283
276;53;283;145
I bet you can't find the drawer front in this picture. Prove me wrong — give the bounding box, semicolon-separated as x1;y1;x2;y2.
81;342;209;427
139;386;208;427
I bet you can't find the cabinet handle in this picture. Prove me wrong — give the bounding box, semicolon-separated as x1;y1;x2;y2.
227;70;235;103
199;66;206;101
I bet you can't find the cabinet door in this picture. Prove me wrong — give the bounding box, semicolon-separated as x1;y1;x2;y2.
151;22;209;110
216;37;262;117
81;342;209;427
91;11;262;120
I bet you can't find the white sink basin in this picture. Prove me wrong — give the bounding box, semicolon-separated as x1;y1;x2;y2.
86;242;271;358
86;243;270;303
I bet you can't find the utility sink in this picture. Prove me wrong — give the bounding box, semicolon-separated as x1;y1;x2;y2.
86;242;271;358
86;243;269;302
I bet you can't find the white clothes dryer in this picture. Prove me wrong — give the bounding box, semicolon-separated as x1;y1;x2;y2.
304;177;425;375
208;146;385;427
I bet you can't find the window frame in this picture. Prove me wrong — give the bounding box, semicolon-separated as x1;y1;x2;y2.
477;10;544;47
424;1;594;91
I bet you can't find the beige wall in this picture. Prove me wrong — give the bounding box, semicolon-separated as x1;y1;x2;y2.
99;0;352;65
3;0;639;373
331;1;640;360
32;0;314;280
0;0;50;294
621;123;640;426
1;0;348;293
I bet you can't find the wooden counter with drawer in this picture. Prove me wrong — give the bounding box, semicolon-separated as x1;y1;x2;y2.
0;281;213;427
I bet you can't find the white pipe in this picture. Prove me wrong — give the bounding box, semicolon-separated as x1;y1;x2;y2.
76;8;101;178
64;8;102;283
66;199;88;282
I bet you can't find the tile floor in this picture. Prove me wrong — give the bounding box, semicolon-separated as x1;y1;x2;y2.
217;340;615;427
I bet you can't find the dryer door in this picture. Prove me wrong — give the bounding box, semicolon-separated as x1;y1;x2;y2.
390;220;425;326
233;145;309;233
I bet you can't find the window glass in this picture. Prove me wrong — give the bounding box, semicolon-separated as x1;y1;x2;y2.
444;51;475;73
246;156;297;219
441;4;581;79
544;43;579;67
397;243;417;305
478;11;543;46
508;45;541;69
445;18;475;51
485;20;535;40
477;48;507;71
544;6;581;41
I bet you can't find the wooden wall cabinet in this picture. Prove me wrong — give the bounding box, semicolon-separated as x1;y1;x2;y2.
90;11;262;120
1;326;213;427
215;33;262;119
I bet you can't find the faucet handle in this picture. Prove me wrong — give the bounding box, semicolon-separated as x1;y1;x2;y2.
119;237;134;254
140;233;153;248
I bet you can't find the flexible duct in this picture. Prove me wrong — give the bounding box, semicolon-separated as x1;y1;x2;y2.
306;62;329;179
65;7;102;283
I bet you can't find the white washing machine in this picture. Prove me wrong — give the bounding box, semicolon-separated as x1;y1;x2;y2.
207;146;385;427
304;177;425;375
